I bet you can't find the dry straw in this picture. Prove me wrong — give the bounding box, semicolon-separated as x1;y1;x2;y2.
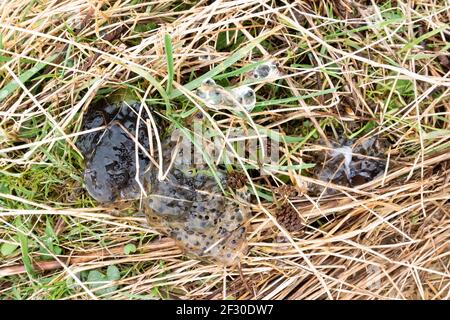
0;0;449;300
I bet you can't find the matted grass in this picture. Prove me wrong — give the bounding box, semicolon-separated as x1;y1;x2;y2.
0;0;449;300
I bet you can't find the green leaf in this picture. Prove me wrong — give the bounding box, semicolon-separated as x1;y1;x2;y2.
1;242;19;256
37;218;62;258
53;246;62;255
256;126;305;143
123;243;137;255
106;265;120;281
0;56;12;63
349;121;376;139
254;87;338;108
45;218;57;239
0;53;59;102
134;22;157;33
164;33;174;95
126;62;171;114
87;270;107;290
325;17;403;39
86;267;120;297
395;79;413;95
400;26;447;53
248;186;273;202
213;60;266;80
423;129;450;140
169;31;273;99
15;217;35;279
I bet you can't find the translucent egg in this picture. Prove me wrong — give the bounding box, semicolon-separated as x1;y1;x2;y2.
195;79;226;106
195;79;256;112
231;85;256;111
202;78;216;86
252;61;280;80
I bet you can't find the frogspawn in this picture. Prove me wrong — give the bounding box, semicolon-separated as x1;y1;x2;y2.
77;98;249;265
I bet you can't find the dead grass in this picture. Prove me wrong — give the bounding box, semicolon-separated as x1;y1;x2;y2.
0;0;449;300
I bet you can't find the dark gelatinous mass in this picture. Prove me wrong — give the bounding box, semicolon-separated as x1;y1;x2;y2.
78;100;249;265
76;99;150;203
143;135;249;265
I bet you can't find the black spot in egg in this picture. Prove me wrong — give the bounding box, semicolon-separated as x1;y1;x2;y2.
167;201;176;208
244;90;254;98
255;64;270;78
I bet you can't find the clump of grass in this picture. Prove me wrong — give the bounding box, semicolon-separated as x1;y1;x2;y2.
1;0;449;300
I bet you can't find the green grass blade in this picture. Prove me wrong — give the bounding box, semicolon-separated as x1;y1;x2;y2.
256;126;305;143
400;26;447;53
0;53;59;102
169;32;273;99
262;163;315;171
126;64;172;114
16;217;36;279
254;87;338;108
213;60;265;80
164;34;174;95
